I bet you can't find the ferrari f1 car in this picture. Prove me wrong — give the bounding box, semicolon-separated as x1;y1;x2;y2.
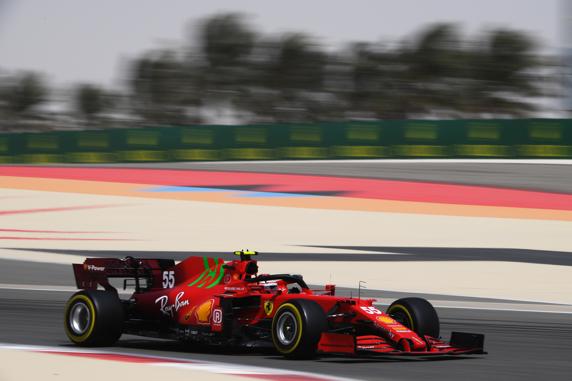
64;250;485;358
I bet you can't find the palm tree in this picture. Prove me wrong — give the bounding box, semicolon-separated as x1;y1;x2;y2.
195;13;257;121
5;72;47;118
465;29;541;117
201;13;255;71
74;84;108;126
400;23;467;117
258;33;327;121
129;51;191;124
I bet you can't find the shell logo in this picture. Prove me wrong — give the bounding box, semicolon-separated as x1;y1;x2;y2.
195;299;214;324
376;315;397;324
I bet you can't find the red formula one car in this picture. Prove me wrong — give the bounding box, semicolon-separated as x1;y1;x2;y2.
64;250;485;358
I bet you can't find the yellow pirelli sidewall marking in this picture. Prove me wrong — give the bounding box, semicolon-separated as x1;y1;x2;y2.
64;294;96;343
272;303;304;354
388;304;415;331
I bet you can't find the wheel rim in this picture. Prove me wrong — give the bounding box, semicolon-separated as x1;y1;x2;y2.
276;311;298;346
69;302;91;335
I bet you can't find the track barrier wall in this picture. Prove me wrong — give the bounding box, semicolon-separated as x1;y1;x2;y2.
1;119;572;163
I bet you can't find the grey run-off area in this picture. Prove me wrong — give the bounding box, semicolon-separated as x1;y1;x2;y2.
58;159;572;194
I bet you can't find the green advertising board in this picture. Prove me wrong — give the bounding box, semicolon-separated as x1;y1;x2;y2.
0;119;571;164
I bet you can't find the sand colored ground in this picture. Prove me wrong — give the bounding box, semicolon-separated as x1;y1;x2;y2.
1;187;572;252
1;187;572;304
0;348;259;381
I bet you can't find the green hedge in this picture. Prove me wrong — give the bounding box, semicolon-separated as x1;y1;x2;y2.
1;119;571;163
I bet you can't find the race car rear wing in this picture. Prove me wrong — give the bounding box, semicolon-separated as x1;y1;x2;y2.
73;257;175;292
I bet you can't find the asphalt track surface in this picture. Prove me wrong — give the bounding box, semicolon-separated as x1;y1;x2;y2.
1;250;572;381
1;288;571;381
3;160;572;380
12;246;572;267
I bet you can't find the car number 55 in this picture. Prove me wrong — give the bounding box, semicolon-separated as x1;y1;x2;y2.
361;306;382;315
162;271;175;288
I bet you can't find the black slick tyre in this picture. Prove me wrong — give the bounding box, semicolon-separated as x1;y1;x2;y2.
271;299;327;359
64;290;124;347
387;297;440;338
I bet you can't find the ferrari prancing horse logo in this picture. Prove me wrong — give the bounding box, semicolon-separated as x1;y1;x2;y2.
264;301;274;315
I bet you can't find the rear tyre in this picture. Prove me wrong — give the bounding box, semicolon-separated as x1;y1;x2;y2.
387;297;440;338
271;299;327;359
64;290;124;346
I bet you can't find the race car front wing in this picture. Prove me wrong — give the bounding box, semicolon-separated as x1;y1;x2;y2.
318;331;486;356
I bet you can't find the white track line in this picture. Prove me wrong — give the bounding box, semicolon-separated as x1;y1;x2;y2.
189;159;572;165
0;343;360;381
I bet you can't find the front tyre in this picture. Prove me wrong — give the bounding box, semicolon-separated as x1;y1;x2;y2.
271;300;327;359
387;297;440;338
64;290;124;346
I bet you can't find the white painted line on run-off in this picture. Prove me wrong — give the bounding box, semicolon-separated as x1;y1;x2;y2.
0;343;360;381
